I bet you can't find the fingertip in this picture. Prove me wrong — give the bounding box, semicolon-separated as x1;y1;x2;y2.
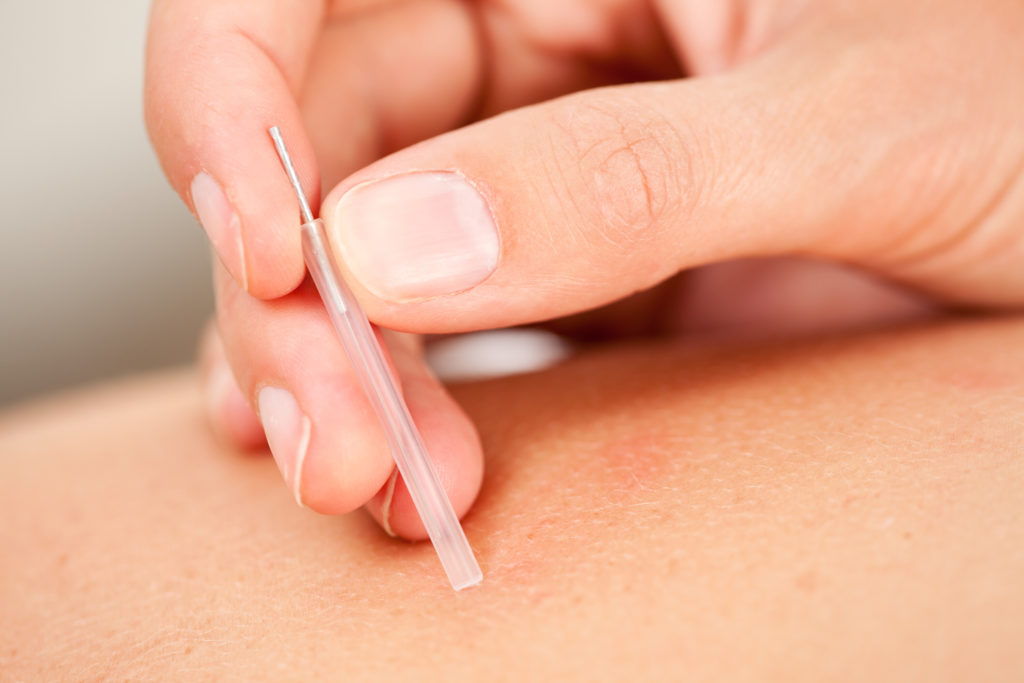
199;322;265;450
225;119;321;300
206;360;266;450
190;122;314;300
290;378;395;515
364;373;485;540
145;2;320;300
214;262;480;523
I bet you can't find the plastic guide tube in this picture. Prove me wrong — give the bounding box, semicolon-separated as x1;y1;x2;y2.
268;126;483;591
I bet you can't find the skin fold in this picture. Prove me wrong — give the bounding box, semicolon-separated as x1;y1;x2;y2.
2;315;1023;681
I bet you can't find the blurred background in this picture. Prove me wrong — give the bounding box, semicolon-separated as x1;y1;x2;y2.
1;2;212;404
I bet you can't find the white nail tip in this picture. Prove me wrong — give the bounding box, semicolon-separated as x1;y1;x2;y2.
292;414;311;508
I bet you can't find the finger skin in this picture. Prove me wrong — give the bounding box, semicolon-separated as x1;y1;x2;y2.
145;0;487;298
213;262;483;536
320;74;818;330
298;0;483;190
318;2;1024;336
198;322;266;450
145;0;324;298
144;0;676;298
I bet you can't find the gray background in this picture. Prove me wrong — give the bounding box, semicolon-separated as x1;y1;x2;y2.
1;2;213;404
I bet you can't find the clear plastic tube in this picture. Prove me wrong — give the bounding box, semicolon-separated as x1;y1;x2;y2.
301;218;482;590
268;126;481;590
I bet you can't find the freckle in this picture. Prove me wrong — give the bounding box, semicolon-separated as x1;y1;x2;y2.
184;645;194;656
794;570;817;593
56;553;68;567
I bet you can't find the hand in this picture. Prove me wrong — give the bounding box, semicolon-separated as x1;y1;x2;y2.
146;0;1024;537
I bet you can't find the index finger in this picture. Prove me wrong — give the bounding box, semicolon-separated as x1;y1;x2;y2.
144;0;324;297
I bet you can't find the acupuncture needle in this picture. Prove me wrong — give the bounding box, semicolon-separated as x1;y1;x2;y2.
268;126;483;591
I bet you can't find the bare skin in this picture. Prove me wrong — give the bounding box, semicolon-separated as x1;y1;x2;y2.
3;315;1023;681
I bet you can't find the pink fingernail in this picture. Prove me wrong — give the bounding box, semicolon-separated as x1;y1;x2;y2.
329;172;500;301
191;171;249;290
257;386;311;507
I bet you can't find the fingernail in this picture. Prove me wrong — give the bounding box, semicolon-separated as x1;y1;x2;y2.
378;469;400;538
330;172;500;301
257;386;310;507
191;171;249;291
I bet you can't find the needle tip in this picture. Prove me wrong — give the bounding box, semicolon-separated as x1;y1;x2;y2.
268;125;314;224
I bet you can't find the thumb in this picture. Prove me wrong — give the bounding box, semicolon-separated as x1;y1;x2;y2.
318;73;798;331
319;31;1024;333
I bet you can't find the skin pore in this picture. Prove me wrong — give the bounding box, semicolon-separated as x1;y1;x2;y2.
2;315;1023;681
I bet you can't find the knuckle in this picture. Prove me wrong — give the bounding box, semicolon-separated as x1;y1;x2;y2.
546;90;701;249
